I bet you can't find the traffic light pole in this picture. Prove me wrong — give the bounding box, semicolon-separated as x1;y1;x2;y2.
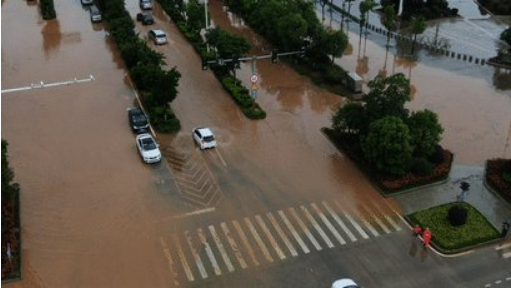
201;48;306;70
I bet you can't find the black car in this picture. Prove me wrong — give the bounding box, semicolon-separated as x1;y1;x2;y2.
128;108;149;133
136;13;154;25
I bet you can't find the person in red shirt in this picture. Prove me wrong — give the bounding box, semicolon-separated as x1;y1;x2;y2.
412;224;422;237
422;227;432;248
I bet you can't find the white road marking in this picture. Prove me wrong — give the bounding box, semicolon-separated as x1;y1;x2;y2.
267;212;298;257
209;225;235;273
232;220;260;266
365;205;391;234
184;230;208;279
322;202;357;242
159;237;180;286
244;217;274;262
371;200;402;231
173;234;195;282
289;207;322;251
495;243;511;250
255;215;286;260
278;210;310;254
301;205;334;248
356;206;382;236
220;222;248;269
197;228;221;276
171;207;216;219
334;201;369;239
214;149;227;167
311;203;346;245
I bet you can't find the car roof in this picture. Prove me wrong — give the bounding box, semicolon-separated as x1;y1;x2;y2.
136;133;154;140
151;29;166;36
195;127;214;136
332;279;358;288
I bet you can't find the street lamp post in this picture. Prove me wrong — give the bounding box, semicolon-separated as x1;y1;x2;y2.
203;0;210;52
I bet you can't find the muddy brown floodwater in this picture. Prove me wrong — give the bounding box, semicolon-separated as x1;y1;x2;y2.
2;0;511;287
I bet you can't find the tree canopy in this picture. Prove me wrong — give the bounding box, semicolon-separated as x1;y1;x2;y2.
361;116;413;176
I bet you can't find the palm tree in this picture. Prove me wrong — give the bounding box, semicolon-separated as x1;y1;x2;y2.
411;16;426;55
383;5;397;48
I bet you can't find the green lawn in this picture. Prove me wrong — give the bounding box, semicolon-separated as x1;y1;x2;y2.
408;202;501;253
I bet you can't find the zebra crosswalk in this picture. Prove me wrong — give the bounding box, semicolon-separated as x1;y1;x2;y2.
495;242;511;259
159;200;404;283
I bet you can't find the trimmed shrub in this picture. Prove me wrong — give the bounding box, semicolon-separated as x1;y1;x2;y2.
411;158;434;176
448;205;468;226
428;144;445;164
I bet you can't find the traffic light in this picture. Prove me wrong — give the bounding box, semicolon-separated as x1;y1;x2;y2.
201;58;208;70
300;46;306;58
271;49;278;63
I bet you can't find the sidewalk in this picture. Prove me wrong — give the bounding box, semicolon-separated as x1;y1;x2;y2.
395;164;511;230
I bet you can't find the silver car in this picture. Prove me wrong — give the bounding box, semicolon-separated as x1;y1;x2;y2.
139;0;152;10
136;134;161;164
148;29;167;45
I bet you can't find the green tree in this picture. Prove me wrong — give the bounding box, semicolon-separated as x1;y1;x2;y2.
411;16;426;55
325;29;348;64
359;0;377;39
206;28;251;74
407;109;444;158
361;116;413;176
383;5;397;48
2;140;15;197
186;0;205;32
332;102;368;134
363;73;411;124
150;68;182;106
275;13;308;51
501;26;511;46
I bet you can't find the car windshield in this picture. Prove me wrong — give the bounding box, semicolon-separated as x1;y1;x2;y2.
203;135;215;142
141;138;156;150
133;115;148;124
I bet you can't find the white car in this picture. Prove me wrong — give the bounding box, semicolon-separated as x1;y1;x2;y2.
136;133;161;164
148;29;167;45
139;0;153;10
81;0;93;5
192;127;217;150
331;279;360;288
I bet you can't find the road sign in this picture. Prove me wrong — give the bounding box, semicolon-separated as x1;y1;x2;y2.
250;74;258;83
251;83;258;91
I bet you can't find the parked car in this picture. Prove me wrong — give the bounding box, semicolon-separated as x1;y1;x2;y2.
128;108;149;133
89;5;102;23
81;0;94;5
331;279;360;288
136;134;161;164
148;29;167;45
192;127;217;150
136;13;154;25
139;0;152;10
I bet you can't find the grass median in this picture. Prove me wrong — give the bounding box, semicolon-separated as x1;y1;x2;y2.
408;202;501;253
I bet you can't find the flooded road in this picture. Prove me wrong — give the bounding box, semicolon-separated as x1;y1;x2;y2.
2;0;511;287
